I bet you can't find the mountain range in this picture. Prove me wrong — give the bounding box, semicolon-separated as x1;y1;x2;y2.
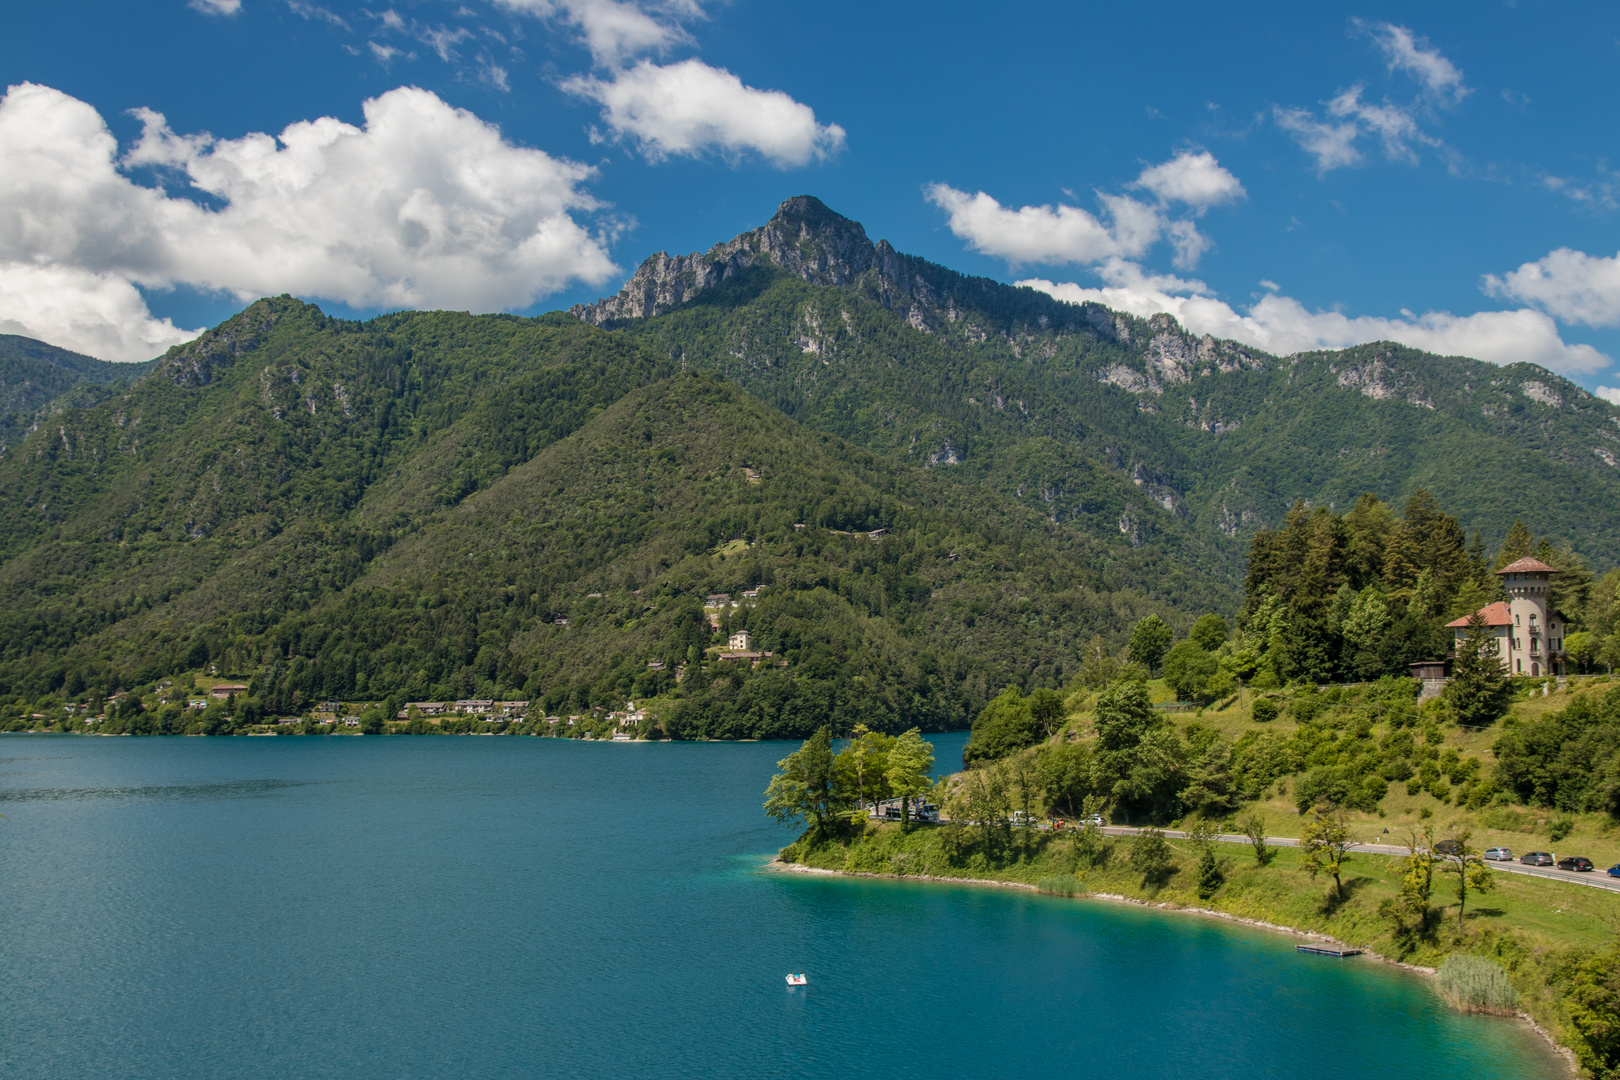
1;195;1616;729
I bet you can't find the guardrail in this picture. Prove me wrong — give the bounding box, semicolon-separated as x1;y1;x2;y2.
1093;826;1620;895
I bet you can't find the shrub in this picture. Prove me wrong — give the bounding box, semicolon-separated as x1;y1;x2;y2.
1436;955;1518;1015
1252;697;1279;723
1037;875;1082;897
1550;815;1574;842
1128;828;1176;890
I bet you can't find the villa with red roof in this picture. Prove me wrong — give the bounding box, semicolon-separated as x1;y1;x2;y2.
1445;557;1568;677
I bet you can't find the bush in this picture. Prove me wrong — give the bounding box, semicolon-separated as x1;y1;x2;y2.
1436;955;1518;1015
1128;828;1176;890
1550;815;1574;842
1252;697;1279;723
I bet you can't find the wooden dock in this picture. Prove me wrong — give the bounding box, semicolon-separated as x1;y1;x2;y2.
1296;944;1361;957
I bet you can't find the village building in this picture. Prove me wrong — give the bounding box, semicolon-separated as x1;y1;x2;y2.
207;683;250;700
728;630;752;651
1445;557;1567;678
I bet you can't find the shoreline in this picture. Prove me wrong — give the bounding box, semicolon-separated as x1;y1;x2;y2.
766;859;1578;1074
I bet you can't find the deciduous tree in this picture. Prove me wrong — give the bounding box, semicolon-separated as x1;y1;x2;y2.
1300;803;1357;900
885;727;935;831
1129;615;1173;675
764;727;848;836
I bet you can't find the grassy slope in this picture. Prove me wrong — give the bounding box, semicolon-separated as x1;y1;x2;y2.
1153;676;1620;871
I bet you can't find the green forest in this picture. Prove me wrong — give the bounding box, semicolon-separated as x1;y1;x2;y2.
3;196;1619;741
0;299;1225;737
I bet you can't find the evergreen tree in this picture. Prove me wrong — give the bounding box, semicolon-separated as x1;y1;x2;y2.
1196;845;1224;900
1446;612;1511;727
1492;519;1536;571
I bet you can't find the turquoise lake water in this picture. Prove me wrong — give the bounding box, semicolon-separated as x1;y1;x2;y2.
0;733;1566;1080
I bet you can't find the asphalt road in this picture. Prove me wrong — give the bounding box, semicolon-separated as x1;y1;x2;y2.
1093;825;1620;895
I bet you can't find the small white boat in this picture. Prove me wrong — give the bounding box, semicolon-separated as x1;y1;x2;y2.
785;973;807;986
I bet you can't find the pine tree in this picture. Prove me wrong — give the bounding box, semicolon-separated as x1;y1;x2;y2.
1492;519;1535;571
1196;845;1224;900
1445;612;1511;727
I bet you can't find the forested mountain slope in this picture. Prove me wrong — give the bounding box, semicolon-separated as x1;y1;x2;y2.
0;334;153;453
575;197;1620;571
0;300;1226;719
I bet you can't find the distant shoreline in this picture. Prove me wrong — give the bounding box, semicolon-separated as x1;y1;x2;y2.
765;858;1578;1074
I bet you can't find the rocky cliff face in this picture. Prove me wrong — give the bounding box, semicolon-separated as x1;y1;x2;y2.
572;196;912;325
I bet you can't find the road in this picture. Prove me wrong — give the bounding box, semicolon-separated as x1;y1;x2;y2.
1092;826;1620;895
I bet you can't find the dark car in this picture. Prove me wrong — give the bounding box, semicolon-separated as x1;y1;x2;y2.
1521;851;1554;866
1434;839;1464;856
1557;856;1595;872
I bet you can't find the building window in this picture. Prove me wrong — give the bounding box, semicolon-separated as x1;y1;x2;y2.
1515;614;1520;626
1516;659;1522;673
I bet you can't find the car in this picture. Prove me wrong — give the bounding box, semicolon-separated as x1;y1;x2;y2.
1557;856;1595;872
1608;865;1620;879
1483;847;1513;861
1434;839;1464;856
1081;814;1105;827
1521;851;1554;866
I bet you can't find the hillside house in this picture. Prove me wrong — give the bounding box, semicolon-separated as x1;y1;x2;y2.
1445;557;1568;677
728;630;752;651
208;683;249;699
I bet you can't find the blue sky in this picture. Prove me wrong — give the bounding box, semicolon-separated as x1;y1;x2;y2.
2;1;1618;402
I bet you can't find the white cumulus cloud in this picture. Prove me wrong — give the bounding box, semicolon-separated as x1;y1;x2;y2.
0;263;202;365
564;58;845;167
0;81;618;361
190;0;242;14
1596;386;1620;406
1018;268;1610;376
1132;150;1245;210
926;151;1236;271
1485;248;1620;328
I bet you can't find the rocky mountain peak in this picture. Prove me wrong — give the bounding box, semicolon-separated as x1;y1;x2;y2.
571;196;894;325
156;297;294;388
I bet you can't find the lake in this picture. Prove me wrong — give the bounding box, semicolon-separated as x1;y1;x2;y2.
0;733;1566;1080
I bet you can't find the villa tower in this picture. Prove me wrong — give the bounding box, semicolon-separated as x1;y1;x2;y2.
1446;556;1566;677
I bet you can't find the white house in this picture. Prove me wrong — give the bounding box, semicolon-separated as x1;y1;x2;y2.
728;630;752;651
